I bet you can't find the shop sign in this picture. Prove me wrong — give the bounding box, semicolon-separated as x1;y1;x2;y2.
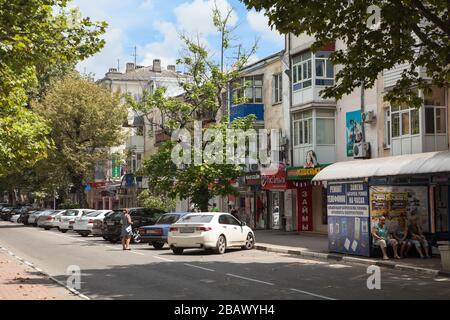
327;182;370;257
245;173;261;186
261;164;292;190
297;186;313;231
287;150;331;180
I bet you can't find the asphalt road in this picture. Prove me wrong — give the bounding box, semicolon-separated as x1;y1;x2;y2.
1;221;449;300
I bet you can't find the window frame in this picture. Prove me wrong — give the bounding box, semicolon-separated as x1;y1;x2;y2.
293;111;313;147
272;73;283;105
425;106;447;135
390;106;420;138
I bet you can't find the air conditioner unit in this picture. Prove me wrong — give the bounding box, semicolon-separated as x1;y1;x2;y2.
354;142;371;159
362;111;376;123
250;163;260;172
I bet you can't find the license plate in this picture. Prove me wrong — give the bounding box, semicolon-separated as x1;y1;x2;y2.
146;230;158;235
180;227;195;233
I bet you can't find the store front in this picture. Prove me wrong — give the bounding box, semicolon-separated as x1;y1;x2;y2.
314;151;450;257
288;165;330;233
261;164;293;231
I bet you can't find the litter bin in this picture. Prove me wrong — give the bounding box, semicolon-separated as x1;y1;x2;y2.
438;242;450;272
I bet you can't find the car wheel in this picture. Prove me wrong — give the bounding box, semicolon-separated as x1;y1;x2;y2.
102;236;109;241
110;238;119;244
60;229;68;233
44;227;51;231
242;233;255;250
81;233;89;237
214;235;227;254
172;247;184;255
152;242;165;250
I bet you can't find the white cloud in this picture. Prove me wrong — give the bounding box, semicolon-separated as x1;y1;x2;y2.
140;0;236;68
77;28;125;78
139;0;154;9
246;10;284;44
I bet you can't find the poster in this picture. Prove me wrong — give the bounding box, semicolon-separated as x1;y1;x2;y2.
327;182;370;257
297;186;313;231
346;110;362;157
369;186;429;232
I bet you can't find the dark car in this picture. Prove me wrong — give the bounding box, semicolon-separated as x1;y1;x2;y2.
102;208;166;243
138;213;189;249
1;207;17;221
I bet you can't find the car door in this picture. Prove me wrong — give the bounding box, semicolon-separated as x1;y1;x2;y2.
218;214;239;245
227;215;246;244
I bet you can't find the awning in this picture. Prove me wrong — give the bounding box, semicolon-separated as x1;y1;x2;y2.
313;151;450;182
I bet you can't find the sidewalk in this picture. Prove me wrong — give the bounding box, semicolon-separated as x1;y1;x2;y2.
0;249;80;300
255;230;448;277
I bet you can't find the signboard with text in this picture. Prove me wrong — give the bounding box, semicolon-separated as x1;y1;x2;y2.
327;182;370;257
297;186;313;231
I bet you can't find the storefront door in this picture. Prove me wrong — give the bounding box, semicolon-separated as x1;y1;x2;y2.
270;192;284;230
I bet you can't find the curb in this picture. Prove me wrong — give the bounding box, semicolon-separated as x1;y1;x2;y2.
0;245;90;300
256;243;445;277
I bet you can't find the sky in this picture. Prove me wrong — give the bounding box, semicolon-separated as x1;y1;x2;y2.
71;0;285;79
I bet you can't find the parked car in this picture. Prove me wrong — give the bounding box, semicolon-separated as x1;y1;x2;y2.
19;210;35;225
168;212;255;255
138;212;189;249
1;207;15;221
37;210;66;230
28;210;49;226
102;208;166;243
10;213;22;223
57;209;96;233
73;210;113;237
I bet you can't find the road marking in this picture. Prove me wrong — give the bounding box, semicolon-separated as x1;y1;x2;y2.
290;288;336;300
153;256;174;262
226;273;274;286
129;251;144;256
184;263;215;272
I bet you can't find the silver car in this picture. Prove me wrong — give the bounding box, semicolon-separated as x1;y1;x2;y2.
37;210;66;230
58;209;96;233
73;210;113;237
28;210;50;226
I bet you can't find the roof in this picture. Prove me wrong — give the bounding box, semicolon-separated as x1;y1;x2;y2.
99;66;190;82
239;50;285;74
313;151;450;182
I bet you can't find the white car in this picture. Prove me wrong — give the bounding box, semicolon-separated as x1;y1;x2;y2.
73;210;113;237
168;212;255;255
37;210;66;230
57;209;96;233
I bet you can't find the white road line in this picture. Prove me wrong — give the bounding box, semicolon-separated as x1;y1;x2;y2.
290;288;337;300
184;263;215;272
129;251;144;256
153;256;174;262
226;273;274;286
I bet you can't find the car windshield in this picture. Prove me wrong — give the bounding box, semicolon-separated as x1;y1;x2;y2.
64;210;79;216
156;214;181;225
86;211;102;217
179;215;213;223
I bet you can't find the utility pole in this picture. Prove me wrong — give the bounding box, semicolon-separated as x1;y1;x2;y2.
117;59;120;72
360;79;366;144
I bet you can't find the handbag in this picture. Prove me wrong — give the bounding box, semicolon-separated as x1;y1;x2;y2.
125;225;132;233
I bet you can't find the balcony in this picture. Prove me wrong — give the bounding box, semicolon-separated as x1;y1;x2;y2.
229;103;264;122
126;135;144;153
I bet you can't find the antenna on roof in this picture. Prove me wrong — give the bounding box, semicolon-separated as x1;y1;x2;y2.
131;46;137;66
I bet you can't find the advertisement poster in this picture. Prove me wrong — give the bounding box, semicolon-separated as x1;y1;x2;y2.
369;186;429;232
346;110;362;157
327;182;370;257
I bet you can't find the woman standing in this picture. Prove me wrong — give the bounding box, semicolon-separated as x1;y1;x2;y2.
121;209;133;250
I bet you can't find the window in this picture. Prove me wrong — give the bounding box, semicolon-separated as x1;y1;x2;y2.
273;73;282;104
232;75;264;104
292;52;312;91
315;52;334;86
391;105;420;137
384;108;391;148
293;110;312;146
316;110;335;145
425;107;447;134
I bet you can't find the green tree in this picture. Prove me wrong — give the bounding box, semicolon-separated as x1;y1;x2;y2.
0;0;107;177
33;73;127;207
242;0;449;107
137;189;176;212
131;6;257;212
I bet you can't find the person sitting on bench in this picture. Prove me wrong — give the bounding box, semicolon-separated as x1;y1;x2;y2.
372;216;401;260
408;215;430;259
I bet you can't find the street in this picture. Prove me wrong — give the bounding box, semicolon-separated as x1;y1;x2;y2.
1;221;449;300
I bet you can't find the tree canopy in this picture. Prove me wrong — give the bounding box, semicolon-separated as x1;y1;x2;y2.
242;0;449;107
0;0;107;177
